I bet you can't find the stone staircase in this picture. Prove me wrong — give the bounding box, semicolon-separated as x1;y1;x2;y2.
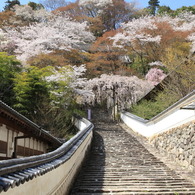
70;114;195;195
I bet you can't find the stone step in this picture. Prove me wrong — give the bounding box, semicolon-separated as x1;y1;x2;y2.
72;192;195;195
77;178;189;183
75;183;195;188
78;172;182;177
70;118;195;195
79;169;178;173
73;186;195;193
78;178;185;181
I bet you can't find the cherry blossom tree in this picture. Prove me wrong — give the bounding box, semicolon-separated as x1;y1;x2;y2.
40;0;67;10
111;13;195;75
78;0;113;15
45;64;87;95
145;68;166;85
13;4;51;22
78;0;137;31
5;13;95;62
79;0;112;7
111;16;162;51
79;74;153;119
112;12;195;49
0;29;16;54
110;16;162;74
55;0;137;35
0;29;10;51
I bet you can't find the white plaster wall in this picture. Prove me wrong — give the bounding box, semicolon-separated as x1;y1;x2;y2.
29;138;32;149
17;132;24;146
38;140;41;151
1;116;93;194
121;109;195;138
74;118;89;131
0;124;50;158
1;131;93;195
7;130;13;157
35;140;38;150
26;138;30;149
0;124;7;142
42;142;45;152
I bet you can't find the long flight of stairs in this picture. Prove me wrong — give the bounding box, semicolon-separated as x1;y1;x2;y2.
70;114;195;195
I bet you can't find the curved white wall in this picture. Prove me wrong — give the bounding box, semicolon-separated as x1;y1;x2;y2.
121;91;195;138
121;110;195;137
1;117;93;195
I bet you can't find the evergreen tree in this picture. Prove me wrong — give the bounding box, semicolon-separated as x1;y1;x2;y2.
148;0;159;15
28;2;44;10
157;5;172;15
4;0;20;11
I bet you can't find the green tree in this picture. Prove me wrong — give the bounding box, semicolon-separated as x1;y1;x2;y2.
13;65;83;138
4;0;20;11
174;6;195;15
161;41;195;97
13;66;51;120
0;52;21;105
28;2;44;10
157;5;173;15
148;0;160;15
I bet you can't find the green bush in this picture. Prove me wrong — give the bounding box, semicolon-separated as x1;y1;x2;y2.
130;89;180;120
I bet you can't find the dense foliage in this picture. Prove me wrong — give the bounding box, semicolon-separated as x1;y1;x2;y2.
0;52;21;105
0;0;194;136
130;88;180;119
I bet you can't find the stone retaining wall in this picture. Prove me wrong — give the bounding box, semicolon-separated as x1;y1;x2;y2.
150;121;195;170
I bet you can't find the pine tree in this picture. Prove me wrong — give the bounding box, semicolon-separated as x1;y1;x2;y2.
4;0;20;11
148;0;159;15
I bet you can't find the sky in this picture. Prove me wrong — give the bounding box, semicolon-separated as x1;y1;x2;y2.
0;0;194;11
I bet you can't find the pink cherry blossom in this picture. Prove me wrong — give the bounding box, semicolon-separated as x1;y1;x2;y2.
145;68;166;85
5;13;95;62
80;74;153;110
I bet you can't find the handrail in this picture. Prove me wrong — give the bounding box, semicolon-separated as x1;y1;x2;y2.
0;116;94;177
